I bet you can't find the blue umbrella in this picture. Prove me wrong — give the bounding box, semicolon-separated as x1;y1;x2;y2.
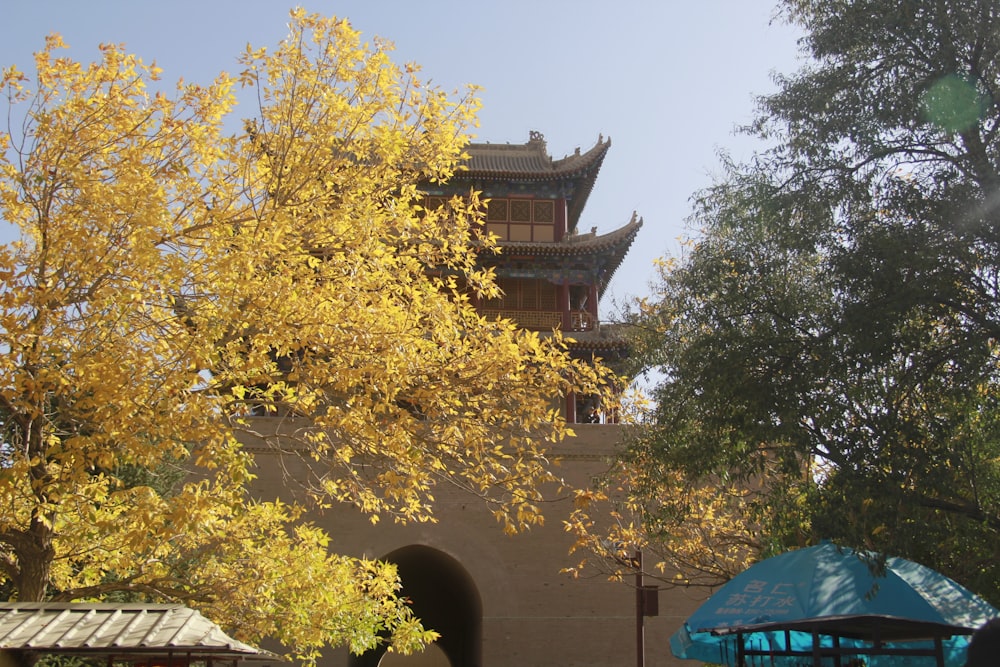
669;542;998;666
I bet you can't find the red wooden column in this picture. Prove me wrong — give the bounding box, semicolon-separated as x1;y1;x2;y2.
588;283;599;328
560;284;572;331
555;198;567;241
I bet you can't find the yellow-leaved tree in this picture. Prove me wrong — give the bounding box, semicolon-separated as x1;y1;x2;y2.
0;9;615;662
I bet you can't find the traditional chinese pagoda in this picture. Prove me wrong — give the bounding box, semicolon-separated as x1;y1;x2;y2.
424;131;642;423
246;132;698;667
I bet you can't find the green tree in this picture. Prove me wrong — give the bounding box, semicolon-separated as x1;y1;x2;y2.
0;9;615;663
616;0;1000;600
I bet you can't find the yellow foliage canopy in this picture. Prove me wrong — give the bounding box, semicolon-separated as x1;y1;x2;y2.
0;10;615;662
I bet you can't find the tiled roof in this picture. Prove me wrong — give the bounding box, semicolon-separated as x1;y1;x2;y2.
566;335;630;353
537;327;630;356
493;213;643;297
499;212;642;256
0;603;277;662
461;131;610;180
452;131;610;233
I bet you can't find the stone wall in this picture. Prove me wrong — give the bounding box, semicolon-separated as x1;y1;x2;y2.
243;421;707;667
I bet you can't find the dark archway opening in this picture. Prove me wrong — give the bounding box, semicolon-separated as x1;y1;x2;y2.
349;545;482;667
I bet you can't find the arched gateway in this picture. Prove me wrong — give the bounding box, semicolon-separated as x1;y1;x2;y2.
351;545;482;667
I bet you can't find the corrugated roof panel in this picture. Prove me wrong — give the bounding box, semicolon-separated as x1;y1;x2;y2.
143;607;172;647
7;608;46;647
50;607;98;648
0;603;276;660
114;607;148;647
84;607;123;648
163;608;198;647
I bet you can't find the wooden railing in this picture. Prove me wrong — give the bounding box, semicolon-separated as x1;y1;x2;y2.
480;309;595;332
569;310;595;332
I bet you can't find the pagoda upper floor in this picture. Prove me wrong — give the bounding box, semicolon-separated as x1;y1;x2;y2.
459;130;609;236
424;132;641;341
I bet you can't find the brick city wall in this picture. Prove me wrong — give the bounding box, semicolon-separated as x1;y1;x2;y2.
242;420;707;667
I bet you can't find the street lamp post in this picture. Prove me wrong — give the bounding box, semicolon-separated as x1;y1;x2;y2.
635;549;645;667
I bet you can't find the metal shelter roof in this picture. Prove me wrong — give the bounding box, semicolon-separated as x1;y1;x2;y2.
0;603;279;664
670;542;999;667
713;613;974;643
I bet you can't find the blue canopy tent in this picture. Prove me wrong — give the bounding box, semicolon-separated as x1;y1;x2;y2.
669;542;998;666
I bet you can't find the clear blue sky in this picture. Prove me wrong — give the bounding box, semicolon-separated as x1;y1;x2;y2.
3;1;803;311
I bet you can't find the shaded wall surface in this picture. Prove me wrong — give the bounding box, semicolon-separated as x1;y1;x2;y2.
243;422;705;667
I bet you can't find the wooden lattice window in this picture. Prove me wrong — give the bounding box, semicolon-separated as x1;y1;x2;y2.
486;278;558;311
486;199;508;222
483;197;557;242
533;201;554;223
510;199;532;222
